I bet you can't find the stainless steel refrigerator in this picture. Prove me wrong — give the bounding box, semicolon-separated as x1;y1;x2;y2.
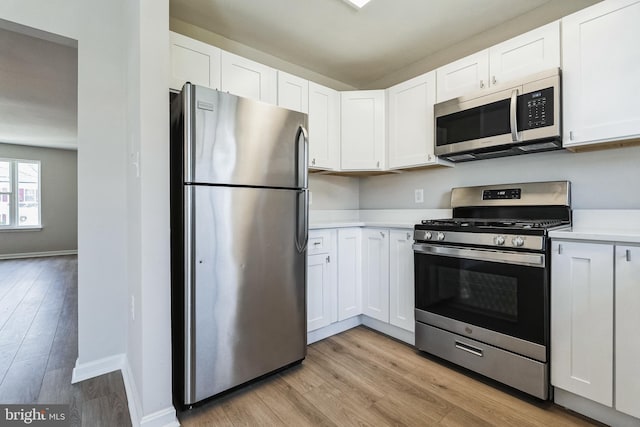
170;83;308;407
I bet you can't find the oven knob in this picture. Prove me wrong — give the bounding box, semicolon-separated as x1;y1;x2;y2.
512;236;525;247
437;232;445;241
494;235;505;246
424;231;433;240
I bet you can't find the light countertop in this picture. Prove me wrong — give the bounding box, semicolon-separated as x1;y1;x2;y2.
549;209;640;244
309;209;451;231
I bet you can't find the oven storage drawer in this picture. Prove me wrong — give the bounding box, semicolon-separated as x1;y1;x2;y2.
415;322;549;399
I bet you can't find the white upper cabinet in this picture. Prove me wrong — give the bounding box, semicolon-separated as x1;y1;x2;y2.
436;50;489;103
387;71;444;169
170;32;221;91
436;21;560;102
308;82;340;170
277;71;309;113
614;245;640;419
340;90;386;171
562;0;640;148
221;51;277;104
489;21;560;87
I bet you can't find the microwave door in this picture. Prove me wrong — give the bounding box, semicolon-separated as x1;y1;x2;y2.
435;86;519;156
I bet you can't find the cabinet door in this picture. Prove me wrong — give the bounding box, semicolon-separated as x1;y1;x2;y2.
340;90;385;170
337;228;362;321
389;230;414;332
308;82;339;170
615;245;640;418
562;0;640;147
489;21;560;87
221;51;277;104
387;71;437;169
307;253;334;332
551;241;614;406
170;32;221;91
361;229;389;322
436;50;489;102
277;71;308;113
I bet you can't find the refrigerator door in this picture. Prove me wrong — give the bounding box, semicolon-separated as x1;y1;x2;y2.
183;185;307;404
184;84;308;189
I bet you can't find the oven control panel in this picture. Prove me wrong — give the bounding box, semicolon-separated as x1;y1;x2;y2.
482;188;521;200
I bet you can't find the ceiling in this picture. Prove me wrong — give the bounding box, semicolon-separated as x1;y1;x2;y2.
170;0;599;88
0;26;77;150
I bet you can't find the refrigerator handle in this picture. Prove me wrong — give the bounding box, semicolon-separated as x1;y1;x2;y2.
296;125;309;189
296;189;309;253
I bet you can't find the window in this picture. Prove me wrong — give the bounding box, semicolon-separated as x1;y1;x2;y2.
0;159;41;229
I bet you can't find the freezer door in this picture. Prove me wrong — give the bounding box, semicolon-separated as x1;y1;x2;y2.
183;185;307;404
184;84;308;189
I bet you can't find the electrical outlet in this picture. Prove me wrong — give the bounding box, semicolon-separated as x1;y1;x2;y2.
414;189;424;204
130;295;135;321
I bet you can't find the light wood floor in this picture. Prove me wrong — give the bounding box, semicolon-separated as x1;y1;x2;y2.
0;256;130;427
179;326;601;427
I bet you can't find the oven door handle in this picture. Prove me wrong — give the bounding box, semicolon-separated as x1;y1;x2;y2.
412;243;545;268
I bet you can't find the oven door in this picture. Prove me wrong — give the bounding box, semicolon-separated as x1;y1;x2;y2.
413;243;548;361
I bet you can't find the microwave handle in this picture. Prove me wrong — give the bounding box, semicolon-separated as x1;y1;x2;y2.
510;88;519;142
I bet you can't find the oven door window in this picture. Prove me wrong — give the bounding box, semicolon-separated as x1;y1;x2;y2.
415;251;546;345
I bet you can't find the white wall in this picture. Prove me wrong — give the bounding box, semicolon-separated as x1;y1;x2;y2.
0;2;175;426
359;145;640;209
309;174;360;210
0;0;129;364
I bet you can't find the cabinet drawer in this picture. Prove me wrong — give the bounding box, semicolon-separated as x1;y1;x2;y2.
308;230;333;254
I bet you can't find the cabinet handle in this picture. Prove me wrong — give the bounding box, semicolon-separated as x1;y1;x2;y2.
380;231;385;238
376;160;380;168
626;249;631;262
326;255;330;263
492;75;497;85
313;241;321;246
557;244;562;255
569;131;574;141
480;80;485;89
406;232;411;240
311;158;316;165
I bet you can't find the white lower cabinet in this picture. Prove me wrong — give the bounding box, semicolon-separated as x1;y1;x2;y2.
306;230;337;332
337;228;362;321
614;245;640;419
551;240;640;421
307;227;415;343
307;253;335;332
389;230;415;332
362;228;390;322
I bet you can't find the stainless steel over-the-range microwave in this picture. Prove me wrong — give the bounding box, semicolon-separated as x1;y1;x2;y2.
434;68;561;162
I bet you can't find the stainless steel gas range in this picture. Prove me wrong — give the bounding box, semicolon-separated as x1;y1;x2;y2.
413;181;571;400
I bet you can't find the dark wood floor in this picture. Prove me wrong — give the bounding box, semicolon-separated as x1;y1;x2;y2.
0;256;130;427
179;326;601;427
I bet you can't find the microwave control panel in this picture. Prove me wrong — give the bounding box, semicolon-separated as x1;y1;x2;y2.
518;87;554;130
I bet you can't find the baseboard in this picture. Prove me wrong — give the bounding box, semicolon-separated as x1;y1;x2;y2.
140;407;180;427
71;354;125;384
361;316;415;345
121;358;142;427
0;249;78;260
307;316;362;344
554;387;640;427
